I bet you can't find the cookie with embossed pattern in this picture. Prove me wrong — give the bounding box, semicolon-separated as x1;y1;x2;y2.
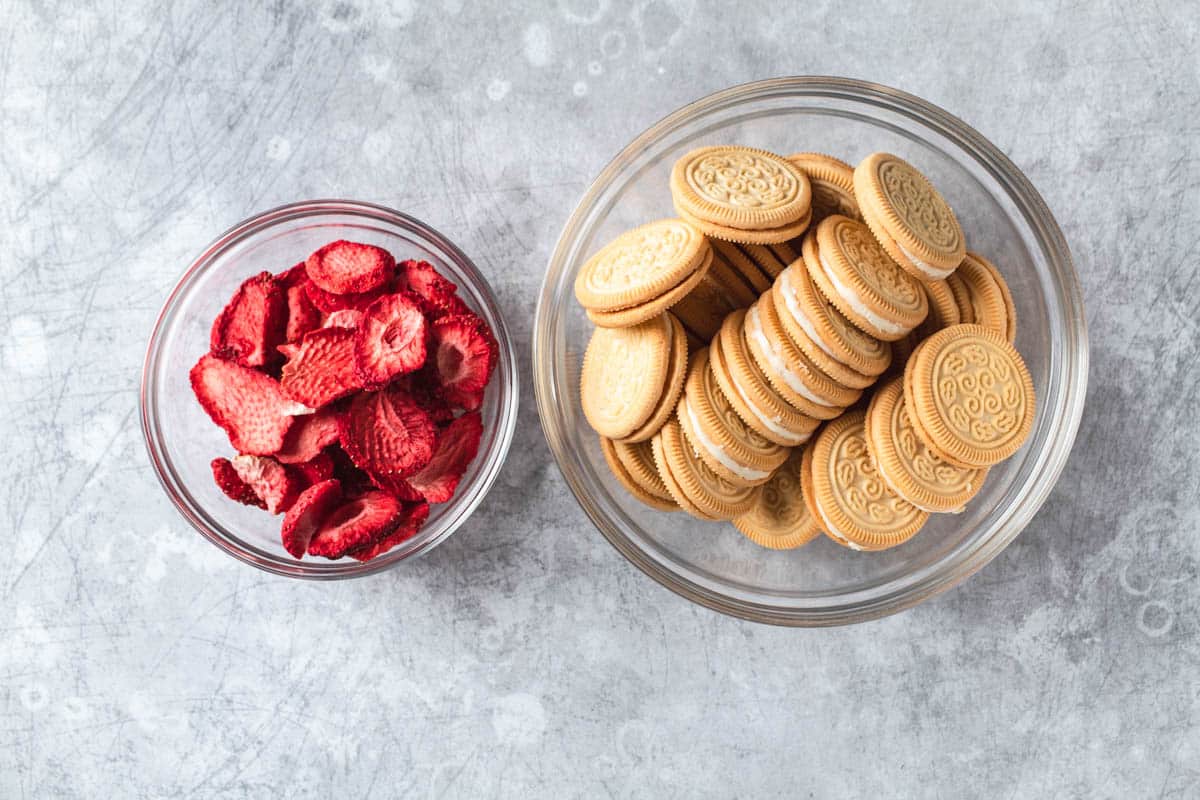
580;313;674;440
865;377;986;513
677;347;788;488
903;324;1035;468
651;416;758;521
855;152;966;281
620;312;689;443
810;410;929;551
574;218;710;312
733;448;821;550
587;246;713;328
808;215;928;341
600;435;678;512
787;152;861;224
671;145;812;231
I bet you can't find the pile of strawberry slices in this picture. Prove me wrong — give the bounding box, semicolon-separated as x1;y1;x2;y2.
191;240;499;561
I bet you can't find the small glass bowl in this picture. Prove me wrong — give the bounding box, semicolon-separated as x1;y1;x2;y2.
534;77;1088;626
141;200;518;578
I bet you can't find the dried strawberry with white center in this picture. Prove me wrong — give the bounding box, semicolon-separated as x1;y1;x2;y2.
322;309;364;330
280;478;342;558
305;240;395;295
430;313;498;411
396;259;470;318
354;292;427;390
230;454;305;514
279;327;363;408
211;457;267;509
338;386;437;478
307;490;404;559
345;501;430;562
190;354;298;455
406;412;483;503
209;272;287;368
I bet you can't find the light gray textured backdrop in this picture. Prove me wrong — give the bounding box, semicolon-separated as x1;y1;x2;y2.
2;1;1197;797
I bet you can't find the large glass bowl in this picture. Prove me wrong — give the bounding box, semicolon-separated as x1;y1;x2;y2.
534;77;1088;626
142;200;518;578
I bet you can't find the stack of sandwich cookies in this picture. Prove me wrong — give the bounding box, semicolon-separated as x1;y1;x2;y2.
733;448;821;550
786;152;861;225
651;416;759;520
854;152;966;282
580;312;687;443
670;146;813;244
809;410;930;551
670;268;740;341
952;252;1017;342
677;348;788;488
807;215;929;342
575;218;713;328
600;436;678;512
711;239;773;294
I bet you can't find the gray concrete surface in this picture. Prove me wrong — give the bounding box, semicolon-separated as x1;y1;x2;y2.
1;1;1197;797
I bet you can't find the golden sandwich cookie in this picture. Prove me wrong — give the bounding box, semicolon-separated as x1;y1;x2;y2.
733;448;822;550
865;377;986;513
600;435;678;512
809;410;930;551
677;348;788;487
955;251;1016;342
808;214;929;341
669;267;739;341
945;272;975;324
651;416;759;521
740;243;789;279
854;152;966;281
580;313;683;441
587;246;713;328
574;217;710;312
620;312;690;443
711;239;772;293
903;324;1035;468
787;152;861;224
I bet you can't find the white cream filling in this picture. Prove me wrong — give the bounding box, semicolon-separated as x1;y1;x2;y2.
818;251;907;337
780;268;840;359
746;306;837;408
897;241;954;280
725;371;811;445
815;500;865;551
684;398;770;481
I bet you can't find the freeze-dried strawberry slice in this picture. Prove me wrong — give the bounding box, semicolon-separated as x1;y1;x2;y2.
345;501;430;562
396;259;470;318
284;282;322;344
354;292;427;390
274;407;340;464
190;354;296;455
338;386;437;478
293;451;335;485
231;454;305;514
304;280;388;314
407;412;483;503
322;309;364;329
366;469;423;502
280;478;342;558
328;445;376;496
305;240;395;295
430;313;498;411
210;272;287;368
307;490;403;559
211;457;267;509
403;371;455;424
279;327;362;408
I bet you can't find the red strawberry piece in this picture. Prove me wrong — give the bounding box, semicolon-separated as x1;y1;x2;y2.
293;451;335;485
279;327;362;408
304;279;388;314
366;469;423;502
338;386;437;478
274;406;340;464
191;354;297;455
345;501;430;562
307;490;403;559
396;259;470;318
209;272;287;368
280;478;342;558
353;292;427;390
285;282;322;344
276;262;308;288
403;371;455;424
211;457;267;509
322;309;364;329
406;412;483;503
328;445;376;496
305;240;395;295
430;313;498;411
230;454;305;514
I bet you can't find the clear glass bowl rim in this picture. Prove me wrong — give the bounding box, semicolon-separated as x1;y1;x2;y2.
533;76;1089;626
141;199;519;579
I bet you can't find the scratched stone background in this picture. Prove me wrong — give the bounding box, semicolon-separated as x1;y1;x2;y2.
1;0;1197;797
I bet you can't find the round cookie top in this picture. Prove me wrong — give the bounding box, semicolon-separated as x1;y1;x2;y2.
812;214;929;339
787;152;861;223
810;410;929;551
600;435;677;512
574;218;709;312
671;145;812;231
580;314;673;440
904;324;1035;468
652;416;758;521
854;152;966;276
865;377;986;513
620;312;689;443
956;251;1013;342
733;448;821;550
